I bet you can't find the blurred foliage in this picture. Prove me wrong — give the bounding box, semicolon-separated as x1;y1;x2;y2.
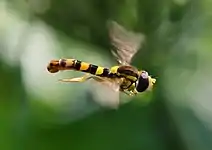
1;0;212;150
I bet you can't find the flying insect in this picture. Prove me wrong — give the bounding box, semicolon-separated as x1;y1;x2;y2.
47;21;156;97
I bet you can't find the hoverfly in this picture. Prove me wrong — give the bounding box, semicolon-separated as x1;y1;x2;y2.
47;21;156;98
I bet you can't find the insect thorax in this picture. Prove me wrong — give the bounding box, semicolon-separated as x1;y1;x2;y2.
117;65;139;82
107;65;139;90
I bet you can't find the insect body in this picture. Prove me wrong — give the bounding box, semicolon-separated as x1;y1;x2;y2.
47;58;155;96
47;21;156;98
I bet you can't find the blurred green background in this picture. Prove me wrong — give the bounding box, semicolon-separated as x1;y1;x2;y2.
1;0;212;150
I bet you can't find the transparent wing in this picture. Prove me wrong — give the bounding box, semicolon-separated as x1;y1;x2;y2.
88;77;123;109
108;21;145;65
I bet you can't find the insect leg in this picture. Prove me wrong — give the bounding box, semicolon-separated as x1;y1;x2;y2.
132;89;138;95
59;74;110;83
59;74;92;83
122;90;134;96
90;76;107;82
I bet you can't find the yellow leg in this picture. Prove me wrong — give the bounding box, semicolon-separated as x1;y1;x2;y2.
90;76;107;82
58;74;108;83
59;74;121;94
122;90;134;96
132;89;138;95
124;89;138;96
59;74;92;83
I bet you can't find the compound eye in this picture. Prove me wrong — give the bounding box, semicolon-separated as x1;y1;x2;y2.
136;72;149;92
141;71;148;79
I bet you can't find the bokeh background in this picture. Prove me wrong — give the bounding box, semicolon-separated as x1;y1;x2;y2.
1;0;212;150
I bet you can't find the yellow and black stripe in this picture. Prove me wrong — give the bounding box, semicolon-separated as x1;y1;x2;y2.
47;58;110;77
47;59;139;82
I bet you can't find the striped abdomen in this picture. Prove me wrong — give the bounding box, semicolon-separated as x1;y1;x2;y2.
47;58;110;77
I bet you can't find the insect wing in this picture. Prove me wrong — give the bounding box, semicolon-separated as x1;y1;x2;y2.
108;21;145;65
88;78;122;109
